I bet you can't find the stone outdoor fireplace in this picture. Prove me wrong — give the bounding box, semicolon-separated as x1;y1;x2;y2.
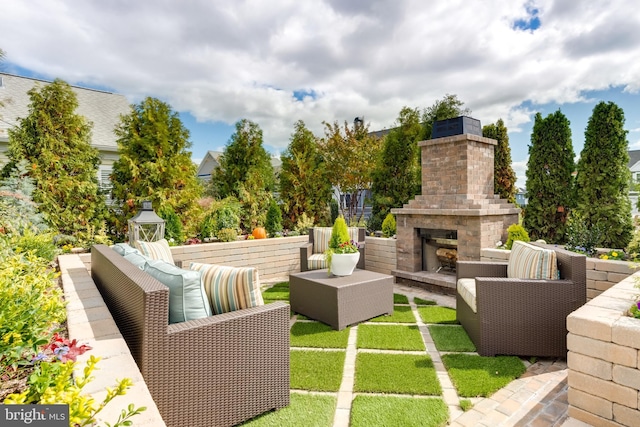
391;117;520;294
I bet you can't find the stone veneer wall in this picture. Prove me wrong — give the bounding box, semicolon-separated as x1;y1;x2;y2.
566;272;640;427
364;236;397;275
481;248;640;300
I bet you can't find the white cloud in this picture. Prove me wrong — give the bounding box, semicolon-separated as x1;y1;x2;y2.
1;0;640;153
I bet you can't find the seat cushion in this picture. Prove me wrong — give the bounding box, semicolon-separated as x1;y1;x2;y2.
135;238;175;264
189;262;264;315
143;259;211;324
507;241;557;280
457;278;477;313
307;253;328;270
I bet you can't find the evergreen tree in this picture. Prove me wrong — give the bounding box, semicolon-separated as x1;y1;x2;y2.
211;119;274;231
369;107;422;232
279;120;332;228
574;101;632;248
111;97;202;239
523;110;575;243
5;79;107;238
265;199;283;236
483;119;517;203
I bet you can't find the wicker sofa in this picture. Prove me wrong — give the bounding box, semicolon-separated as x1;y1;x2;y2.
456;242;586;358
90;244;290;427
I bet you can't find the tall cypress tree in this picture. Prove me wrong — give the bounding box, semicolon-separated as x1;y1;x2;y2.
111;97;202;239
6;79;107;237
574;101;632;248
279;120;332;228
523;110;575;243
369;106;422;232
483;119;517;203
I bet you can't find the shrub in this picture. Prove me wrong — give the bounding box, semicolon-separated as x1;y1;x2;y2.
626;228;640;260
329;199;339;225
505;223;530;250
217;228;238;242
265;199;283;237
15;230;58;261
565;212;603;257
199;212;216;240
158;205;184;245
329;216;350;250
381;213;396;238
0;251;65;370
294;212;314;235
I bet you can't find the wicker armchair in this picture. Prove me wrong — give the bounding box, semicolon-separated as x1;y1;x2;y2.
300;227;366;272
456;242;586;357
91;245;290;427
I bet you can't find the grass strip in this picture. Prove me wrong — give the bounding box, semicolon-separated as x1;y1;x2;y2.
240;393;336;427
290;321;350;348
350;395;448;427
357;324;424;351
290;349;345;392
394;293;409;304
261;288;289;301
418;306;458;324
369;305;416;323
428;325;476;352
414;297;437;305
354;353;442;395
442;353;526;397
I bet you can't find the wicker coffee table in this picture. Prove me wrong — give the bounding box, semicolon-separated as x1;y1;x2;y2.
289;269;394;330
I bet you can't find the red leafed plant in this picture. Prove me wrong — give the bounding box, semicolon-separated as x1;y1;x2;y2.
43;333;91;363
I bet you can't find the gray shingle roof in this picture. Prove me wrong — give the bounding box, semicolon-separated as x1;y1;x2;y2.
629;150;640;169
0;73;130;151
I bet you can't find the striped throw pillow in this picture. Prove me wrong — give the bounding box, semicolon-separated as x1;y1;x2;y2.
312;228;333;254
189;262;264;314
507;241;557;280
307;253;328;270
135;239;174;264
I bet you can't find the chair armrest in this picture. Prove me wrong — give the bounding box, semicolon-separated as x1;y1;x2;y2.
300;243;312;271
456;261;508;280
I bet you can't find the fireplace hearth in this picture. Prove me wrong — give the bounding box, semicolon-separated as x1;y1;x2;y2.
391;119;520;294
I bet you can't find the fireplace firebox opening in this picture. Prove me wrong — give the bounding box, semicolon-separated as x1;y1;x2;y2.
420;228;458;273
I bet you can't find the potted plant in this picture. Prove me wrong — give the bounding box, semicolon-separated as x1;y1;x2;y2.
326;216;360;276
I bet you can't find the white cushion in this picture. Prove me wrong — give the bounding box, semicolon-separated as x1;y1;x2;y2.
457;278;477;313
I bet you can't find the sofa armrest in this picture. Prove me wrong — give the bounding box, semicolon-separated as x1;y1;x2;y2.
456;261;508;280
160;301;290;426
300;243;312;272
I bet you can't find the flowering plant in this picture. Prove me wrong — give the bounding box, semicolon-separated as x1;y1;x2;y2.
334;240;359;254
599;250;626;261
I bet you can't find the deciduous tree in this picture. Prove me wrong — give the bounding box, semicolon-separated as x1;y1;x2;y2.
523;110;575;243
319;119;382;223
574;101;632;248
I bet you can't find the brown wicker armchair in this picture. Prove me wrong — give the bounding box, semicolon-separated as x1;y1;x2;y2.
456;242;586;358
300;226;366;272
91;245;290;427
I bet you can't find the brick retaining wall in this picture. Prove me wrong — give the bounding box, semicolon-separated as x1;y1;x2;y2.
364;236;397;275
482;248;640;300
566;272;640;426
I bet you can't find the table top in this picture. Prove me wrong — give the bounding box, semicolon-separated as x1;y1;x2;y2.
290;269;393;287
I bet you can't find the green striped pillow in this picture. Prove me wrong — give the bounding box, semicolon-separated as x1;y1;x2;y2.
134;238;174;264
507;241;557;280
189;262;264;314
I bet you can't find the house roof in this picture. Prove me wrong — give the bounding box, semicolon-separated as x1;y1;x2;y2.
0;73;131;151
629;150;640;169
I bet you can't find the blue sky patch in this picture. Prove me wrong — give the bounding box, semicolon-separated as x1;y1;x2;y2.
513;6;541;31
293;89;318;101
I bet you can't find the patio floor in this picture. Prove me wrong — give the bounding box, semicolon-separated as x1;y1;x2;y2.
264;277;592;427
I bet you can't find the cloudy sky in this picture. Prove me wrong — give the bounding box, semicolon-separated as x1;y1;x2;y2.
2;0;640;187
